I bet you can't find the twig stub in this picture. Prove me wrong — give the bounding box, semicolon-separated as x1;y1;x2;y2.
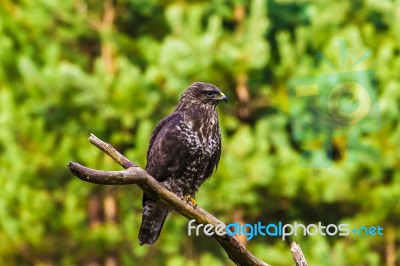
291;241;308;266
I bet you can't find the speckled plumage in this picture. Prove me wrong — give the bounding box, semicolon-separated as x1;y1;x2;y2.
138;82;226;246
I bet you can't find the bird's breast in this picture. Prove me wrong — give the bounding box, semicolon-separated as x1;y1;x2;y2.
178;115;219;157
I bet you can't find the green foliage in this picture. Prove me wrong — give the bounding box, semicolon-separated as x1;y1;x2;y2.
0;0;399;265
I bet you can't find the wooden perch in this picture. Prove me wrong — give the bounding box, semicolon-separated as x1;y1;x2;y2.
68;134;307;266
291;241;308;266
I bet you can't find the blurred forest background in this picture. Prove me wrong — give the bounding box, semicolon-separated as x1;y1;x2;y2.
1;0;399;265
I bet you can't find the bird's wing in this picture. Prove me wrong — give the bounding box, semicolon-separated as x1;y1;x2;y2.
145;112;192;182
204;131;222;180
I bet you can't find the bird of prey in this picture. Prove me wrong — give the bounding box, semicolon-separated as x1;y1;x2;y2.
138;82;227;246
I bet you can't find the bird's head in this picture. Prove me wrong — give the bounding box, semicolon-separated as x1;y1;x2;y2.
177;82;227;110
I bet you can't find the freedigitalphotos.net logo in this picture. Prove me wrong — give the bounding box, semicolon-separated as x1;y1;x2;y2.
188;219;384;241
286;40;381;167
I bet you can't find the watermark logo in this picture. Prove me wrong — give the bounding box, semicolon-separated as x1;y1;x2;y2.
286;40;381;167
188;220;384;241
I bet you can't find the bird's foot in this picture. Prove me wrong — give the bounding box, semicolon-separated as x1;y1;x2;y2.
184;195;197;207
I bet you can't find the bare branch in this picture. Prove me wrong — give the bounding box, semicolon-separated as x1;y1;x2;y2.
68;134;269;266
88;133;136;169
68;162;145;185
291;241;308;266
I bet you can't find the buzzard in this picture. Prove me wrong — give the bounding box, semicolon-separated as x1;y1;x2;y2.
138;82;227;246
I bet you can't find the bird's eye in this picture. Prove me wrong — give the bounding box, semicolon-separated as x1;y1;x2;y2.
205;91;214;96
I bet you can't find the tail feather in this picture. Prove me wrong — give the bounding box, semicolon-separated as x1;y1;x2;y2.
138;199;169;246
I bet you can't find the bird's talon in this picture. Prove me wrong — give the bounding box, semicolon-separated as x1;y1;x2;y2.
184;195;197;207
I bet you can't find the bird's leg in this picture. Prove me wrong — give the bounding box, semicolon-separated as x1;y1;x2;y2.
184;195;197;207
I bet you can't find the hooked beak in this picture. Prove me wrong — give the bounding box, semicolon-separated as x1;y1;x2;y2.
219;92;228;103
